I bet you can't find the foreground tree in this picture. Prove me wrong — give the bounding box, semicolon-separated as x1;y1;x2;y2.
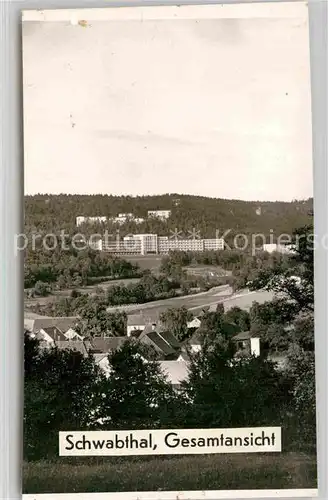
249;225;314;314
160;306;193;342
24;333;105;460
181;339;290;428
99;341;185;429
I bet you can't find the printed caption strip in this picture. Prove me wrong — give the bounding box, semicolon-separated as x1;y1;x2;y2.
60;427;281;456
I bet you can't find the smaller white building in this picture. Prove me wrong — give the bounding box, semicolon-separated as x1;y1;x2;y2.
126;314;147;336
232;331;261;357
76;216;107;226
262;243;295;254
187;317;201;329
148;210;171;220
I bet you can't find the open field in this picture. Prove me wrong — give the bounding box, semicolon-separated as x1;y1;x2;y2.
106;288;275;318
125;255;164;274
23;452;317;494
183;264;232;277
24;277;141;308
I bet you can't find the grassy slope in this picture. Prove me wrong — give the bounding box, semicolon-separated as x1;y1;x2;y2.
23;452;317;494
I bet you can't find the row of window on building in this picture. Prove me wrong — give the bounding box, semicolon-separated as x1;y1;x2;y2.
90;233;225;255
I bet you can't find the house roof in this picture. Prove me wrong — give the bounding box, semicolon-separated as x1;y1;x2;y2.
139;323;155;338
54;340;88;356
42;326;67;342
93;353;108;364
89;337;128;353
159;361;189;385
178;351;191;362
158;331;180;349
127;314;145;326
144;331;176;356
232;331;259;341
188;328;203;345
33;317;78;334
142;311;161;324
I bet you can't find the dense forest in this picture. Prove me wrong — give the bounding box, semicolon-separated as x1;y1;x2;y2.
25;194;313;241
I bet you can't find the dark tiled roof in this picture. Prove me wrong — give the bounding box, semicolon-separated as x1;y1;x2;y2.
139;324;155;338
54;340;88;355
42;327;67;342
232;331;258;341
33;317;78;334
146;332;176;356
89;337;128;353
158;331;180;349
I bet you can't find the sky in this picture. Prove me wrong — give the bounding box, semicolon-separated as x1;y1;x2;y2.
22;3;313;201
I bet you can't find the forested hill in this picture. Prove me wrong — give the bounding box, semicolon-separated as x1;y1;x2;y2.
25;193;313;240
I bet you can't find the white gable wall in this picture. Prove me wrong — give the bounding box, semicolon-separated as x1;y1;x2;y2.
187;318;201;329
250;337;260;357
127;324;146;336
39;329;55;344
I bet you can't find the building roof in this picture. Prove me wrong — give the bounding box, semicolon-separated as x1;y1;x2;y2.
54;340;88;356
33;317;78;334
89;337;128;354
188;328;203;345
158;331;180;349
142;311;161;324
178;351;191;362
139;323;156;337
42;326;67;342
127;314;146;326
232;331;259;341
159;361;189;386
144;331;176;356
93;353;108;364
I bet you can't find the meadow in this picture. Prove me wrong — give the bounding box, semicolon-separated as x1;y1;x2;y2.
23;452;317;494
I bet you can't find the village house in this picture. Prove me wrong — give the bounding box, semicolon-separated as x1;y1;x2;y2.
54;340;89;356
231;331;261;357
35;326;67;345
187;317;202;329
186;329;203;353
88;336;128;354
159;360;189;390
139;325;181;359
126;314;147;336
93;353;111;377
25;316;79;337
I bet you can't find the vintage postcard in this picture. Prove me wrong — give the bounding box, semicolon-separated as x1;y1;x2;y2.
22;2;317;497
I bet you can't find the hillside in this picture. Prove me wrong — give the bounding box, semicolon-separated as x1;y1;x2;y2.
25;193;313;241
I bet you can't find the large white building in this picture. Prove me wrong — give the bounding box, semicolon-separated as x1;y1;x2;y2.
158;236;224;253
123;234;158;254
98;233;224;255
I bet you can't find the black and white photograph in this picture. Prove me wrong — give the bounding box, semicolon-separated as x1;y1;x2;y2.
22;2;317;496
